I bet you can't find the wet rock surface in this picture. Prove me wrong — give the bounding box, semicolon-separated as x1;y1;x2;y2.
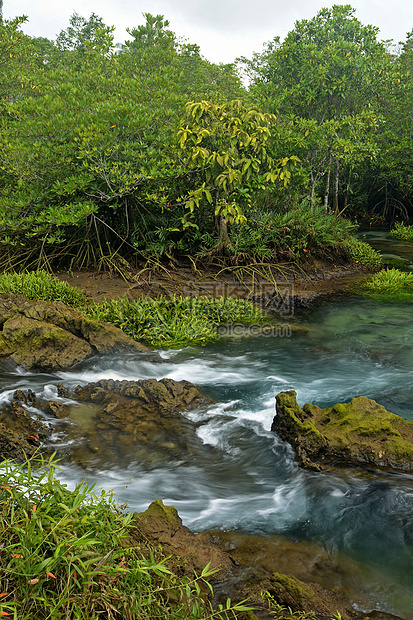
0;379;212;467
0;389;51;461
0;295;150;371
272;390;413;472
130;500;233;582
130;501;401;620
67;378;212;467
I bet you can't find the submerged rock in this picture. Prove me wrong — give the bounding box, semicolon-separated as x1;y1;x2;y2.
62;378;212;468
0;295;150;371
272;390;413;472
0;378;211;466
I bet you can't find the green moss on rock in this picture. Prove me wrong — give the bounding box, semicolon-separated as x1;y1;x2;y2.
272;390;413;471
270;572;315;608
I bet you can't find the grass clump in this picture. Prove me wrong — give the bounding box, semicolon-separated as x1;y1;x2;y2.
85;295;267;347
388;222;413;243
345;238;382;269
0;270;87;307
359;268;413;301
229;203;355;261
0;455;252;620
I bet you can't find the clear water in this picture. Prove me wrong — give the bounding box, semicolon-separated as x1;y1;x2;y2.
1;234;412;617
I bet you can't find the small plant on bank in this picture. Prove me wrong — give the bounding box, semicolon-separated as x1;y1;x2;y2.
388;222;413;243
0;455;253;620
85;295;267;347
345;238;382;269
229;203;355;261
359;268;413;301
0;270;87;307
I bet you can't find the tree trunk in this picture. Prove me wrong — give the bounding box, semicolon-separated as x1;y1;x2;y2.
218;216;230;245
323;147;332;211
343;170;351;211
310;170;315;210
333;159;339;214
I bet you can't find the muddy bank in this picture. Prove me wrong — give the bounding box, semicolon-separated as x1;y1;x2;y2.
57;259;368;310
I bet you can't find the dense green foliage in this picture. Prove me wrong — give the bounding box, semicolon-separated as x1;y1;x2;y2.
0;6;412;271
0;270;87;306
389;222;413;242
345;238;382;269
86;295;267;347
0;269;267;347
0;455;253;619
242;5;413;222
359;268;413;301
230;201;355;261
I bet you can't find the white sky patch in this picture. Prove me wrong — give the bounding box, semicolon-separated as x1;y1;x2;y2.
6;0;413;64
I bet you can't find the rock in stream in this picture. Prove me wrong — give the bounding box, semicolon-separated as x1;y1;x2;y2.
272;390;413;472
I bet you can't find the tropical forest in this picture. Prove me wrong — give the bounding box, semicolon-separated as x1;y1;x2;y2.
1;4;413;620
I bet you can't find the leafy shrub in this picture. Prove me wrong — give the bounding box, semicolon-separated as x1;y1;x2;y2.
230;202;355;260
0;455;252;620
389;222;413;243
359;268;413;301
0;270;87;307
345;238;382;269
85;295;267;347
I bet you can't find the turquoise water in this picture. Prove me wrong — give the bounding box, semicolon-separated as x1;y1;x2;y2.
0;233;412;616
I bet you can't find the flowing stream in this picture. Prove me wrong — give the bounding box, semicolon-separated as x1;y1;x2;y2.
1;232;412;617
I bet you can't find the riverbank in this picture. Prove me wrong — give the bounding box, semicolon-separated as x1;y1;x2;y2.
57;258;368;309
0;454;404;620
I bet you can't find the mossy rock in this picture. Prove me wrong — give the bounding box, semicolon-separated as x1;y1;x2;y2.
269;572;317;609
0;295;151;371
272;390;413;471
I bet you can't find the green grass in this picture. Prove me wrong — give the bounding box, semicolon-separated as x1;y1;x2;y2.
0;270;87;307
0;270;269;347
359;268;413;301
0;455;254;620
85;295;267;347
388;222;413;243
345;238;382;269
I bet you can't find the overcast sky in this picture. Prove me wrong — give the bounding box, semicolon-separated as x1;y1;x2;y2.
5;0;413;63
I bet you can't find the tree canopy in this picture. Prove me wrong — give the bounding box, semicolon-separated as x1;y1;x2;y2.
0;7;412;271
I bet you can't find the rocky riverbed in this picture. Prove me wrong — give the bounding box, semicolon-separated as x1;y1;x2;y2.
0;259;411;619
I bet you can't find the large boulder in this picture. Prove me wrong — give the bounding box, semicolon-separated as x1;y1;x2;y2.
272;390;413;471
57;378;213;468
0;295;150;371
